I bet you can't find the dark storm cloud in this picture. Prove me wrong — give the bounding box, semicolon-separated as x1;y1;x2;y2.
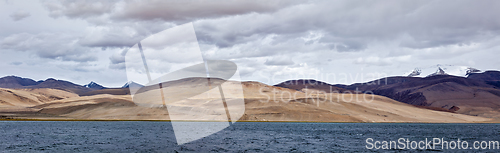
111;0;299;22
41;0;500;52
44;0;297;22
194;0;500;51
42;0;299;49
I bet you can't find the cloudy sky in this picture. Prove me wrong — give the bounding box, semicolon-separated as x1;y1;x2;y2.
1;0;500;87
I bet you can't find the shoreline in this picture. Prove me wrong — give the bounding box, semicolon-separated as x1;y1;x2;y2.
1;118;499;124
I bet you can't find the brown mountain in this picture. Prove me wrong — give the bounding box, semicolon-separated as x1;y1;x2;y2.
1;78;492;123
0;76;40;88
30;78;93;94
468;71;500;88
339;72;500;119
0;76;94;95
468;70;500;81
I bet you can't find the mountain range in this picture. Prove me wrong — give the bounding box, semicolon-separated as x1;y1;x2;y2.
84;81;106;90
0;76;93;95
403;65;482;77
1;68;500;122
0;76;138;95
0;77;489;123
276;70;500;118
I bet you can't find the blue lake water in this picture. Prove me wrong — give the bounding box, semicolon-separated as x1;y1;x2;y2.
0;121;499;152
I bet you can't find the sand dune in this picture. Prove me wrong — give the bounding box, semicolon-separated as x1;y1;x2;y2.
0;88;77;107
241;93;490;123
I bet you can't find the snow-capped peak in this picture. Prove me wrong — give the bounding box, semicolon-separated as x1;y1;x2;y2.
466;67;481;76
122;81;144;88
405;64;481;78
407;68;422;77
84;81;106;89
427;67;448;77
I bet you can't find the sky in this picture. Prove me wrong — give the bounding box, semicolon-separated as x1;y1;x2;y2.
1;0;500;87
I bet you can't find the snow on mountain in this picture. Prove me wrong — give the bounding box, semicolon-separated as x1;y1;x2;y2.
406;68;422;77
404;64;481;77
122;81;144;88
84;81;106;89
427;67;448;77
466;67;481;76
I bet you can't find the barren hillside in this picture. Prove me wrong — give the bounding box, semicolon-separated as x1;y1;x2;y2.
0;78;493;123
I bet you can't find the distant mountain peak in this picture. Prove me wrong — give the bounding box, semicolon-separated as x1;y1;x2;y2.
0;76;93;94
407;68;422;77
466;67;481;76
426;67;448;77
46;78;57;81
405;64;479;78
122;81;143;88
437;67;446;74
0;75;39;88
84;81;106;90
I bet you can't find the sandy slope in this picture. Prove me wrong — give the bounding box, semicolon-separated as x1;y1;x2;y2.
0;81;494;123
0;88;77;107
241;92;489;123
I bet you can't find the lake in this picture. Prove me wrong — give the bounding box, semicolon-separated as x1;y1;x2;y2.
0;121;499;152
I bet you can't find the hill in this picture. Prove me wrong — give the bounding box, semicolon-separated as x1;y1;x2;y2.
84;81;106;90
0;77;493;123
467;70;500;81
338;72;500;118
0;76;95;95
0;76;40;88
30;78;93;94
